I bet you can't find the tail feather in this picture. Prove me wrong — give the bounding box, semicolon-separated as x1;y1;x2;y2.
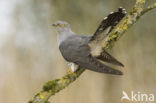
75;55;123;75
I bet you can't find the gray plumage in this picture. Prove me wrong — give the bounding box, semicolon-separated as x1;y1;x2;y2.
59;34;122;75
53;7;126;75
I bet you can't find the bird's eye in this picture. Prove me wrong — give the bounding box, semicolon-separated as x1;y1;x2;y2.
56;24;60;27
62;24;66;27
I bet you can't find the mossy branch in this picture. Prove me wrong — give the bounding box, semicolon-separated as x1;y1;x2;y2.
29;0;155;103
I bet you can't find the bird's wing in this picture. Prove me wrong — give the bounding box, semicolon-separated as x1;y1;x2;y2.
89;7;126;56
74;54;123;75
59;36;122;75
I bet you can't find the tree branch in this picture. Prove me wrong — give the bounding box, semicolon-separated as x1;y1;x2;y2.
141;2;156;16
29;0;156;103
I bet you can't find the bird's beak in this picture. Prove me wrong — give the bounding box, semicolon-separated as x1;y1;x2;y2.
52;23;57;27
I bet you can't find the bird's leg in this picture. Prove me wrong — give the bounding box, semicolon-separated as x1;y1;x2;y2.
67;62;78;74
68;68;74;74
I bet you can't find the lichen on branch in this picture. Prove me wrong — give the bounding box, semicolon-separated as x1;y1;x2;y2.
29;0;156;103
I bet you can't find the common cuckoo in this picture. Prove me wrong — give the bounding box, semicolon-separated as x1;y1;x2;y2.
53;7;126;75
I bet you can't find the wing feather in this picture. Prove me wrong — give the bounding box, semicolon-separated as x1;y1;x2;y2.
59;35;122;75
75;55;123;75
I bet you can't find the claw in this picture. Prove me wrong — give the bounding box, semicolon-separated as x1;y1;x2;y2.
68;68;74;74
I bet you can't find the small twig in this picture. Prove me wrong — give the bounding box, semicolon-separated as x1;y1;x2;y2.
141;2;156;16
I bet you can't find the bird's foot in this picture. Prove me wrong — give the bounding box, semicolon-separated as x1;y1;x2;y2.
68;68;74;74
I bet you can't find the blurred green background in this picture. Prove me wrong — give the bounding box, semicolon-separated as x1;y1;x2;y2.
0;0;156;103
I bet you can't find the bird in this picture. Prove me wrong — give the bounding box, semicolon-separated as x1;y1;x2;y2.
52;7;126;75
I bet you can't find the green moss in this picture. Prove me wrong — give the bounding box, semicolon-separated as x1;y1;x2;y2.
28;100;33;103
137;0;145;4
43;79;60;91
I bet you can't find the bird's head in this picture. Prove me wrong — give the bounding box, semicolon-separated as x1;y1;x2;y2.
52;21;71;34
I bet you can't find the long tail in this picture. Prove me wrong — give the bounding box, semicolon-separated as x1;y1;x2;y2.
75;55;123;75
